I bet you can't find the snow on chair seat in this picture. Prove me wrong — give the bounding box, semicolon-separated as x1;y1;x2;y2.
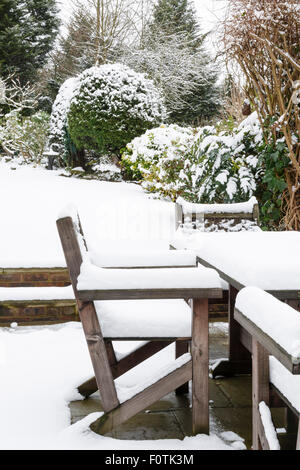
77;260;222;300
235;286;300;450
94;299;192;339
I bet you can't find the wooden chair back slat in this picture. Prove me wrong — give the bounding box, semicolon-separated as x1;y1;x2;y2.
56;215;119;412
175;199;260;231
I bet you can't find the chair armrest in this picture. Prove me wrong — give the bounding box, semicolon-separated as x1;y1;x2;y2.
76;262;222;301
89;249;197;268
234;287;300;375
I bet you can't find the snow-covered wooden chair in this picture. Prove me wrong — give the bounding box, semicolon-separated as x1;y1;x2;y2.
234;287;300;450
56;208;222;435
175;196;260;232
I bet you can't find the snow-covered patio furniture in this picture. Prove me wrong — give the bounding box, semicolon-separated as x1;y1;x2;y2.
175;196;260;232
56;209;222;436
235;287;300;450
171;231;300;378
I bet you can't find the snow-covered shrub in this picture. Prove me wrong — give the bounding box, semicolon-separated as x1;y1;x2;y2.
48;76;80;156
67;64;166;154
122;112;264;204
0;110;50;163
180;112;263;203
121;124;198;199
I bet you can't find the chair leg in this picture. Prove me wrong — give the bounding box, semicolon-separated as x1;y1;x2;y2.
175;340;190;394
252;338;270;450
296;419;300;450
192;298;209;435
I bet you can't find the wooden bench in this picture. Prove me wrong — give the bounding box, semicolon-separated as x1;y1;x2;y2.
175;196;260;232
234;286;300;450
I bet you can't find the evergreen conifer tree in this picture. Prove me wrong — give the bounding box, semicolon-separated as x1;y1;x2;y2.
150;0;201;49
0;0;60;85
143;0;220;123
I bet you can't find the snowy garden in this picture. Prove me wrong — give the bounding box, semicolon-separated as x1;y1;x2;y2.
0;0;300;453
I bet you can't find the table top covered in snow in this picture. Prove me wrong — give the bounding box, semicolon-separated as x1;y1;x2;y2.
171;230;300;296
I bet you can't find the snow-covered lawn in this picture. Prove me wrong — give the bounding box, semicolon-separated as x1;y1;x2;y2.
0;160;243;449
0;160;173;268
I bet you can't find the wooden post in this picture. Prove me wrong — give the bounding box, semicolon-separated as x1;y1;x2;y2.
175;202;183;230
296;421;300;450
192;298;209;435
253;203;260;225
252;338;270;450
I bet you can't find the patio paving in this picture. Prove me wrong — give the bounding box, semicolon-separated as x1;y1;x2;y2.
69;321;289;449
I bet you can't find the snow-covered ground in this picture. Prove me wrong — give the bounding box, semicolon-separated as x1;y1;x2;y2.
0;160;246;449
0;159;174;268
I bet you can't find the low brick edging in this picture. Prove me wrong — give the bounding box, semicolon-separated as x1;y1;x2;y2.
0;300;79;326
0;267;79;325
0;267;70;287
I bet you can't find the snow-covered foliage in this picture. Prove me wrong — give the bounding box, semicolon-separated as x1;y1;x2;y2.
0;110;50;163
67;63;166;154
121;123;198;199
180;112;263;203
0;78;5;104
123;112;263;203
48;76;80;153
120;31;221;123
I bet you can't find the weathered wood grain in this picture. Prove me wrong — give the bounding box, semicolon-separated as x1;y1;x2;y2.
252;338;270;450
57;217;119;412
235;307;300;375
77;287;222;301
192;298;209;435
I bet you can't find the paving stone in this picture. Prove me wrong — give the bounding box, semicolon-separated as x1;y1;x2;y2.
216;375;252;407
108;411;185;440
210;407;252;449
209;336;229;361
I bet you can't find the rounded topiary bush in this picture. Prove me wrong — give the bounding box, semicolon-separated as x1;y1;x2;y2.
67;64;166;154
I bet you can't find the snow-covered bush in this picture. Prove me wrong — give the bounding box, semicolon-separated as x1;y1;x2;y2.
123;112;264;203
0;110;50;163
180;112;263;203
121;123;198;199
67;64;166;154
48;76;79;155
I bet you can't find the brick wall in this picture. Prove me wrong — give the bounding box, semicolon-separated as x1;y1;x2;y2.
0;268;78;325
0;267;70;287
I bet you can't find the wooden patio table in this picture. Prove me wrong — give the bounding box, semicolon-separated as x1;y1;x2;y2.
171;231;300;378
